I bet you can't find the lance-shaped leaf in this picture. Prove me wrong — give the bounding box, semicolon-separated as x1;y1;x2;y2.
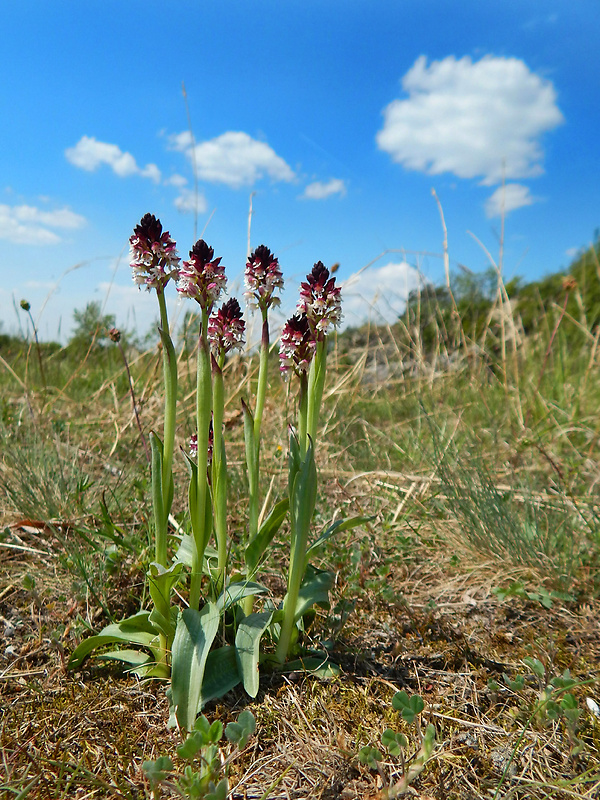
305;515;372;563
198;646;242;708
68;611;159;670
215;581;267;613
148;561;184;644
170;604;220;731
293;567;335;620
235;610;274;698
244;497;289;576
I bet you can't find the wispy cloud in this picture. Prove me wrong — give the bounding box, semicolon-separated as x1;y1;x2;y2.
174;188;209;214
485;183;536;218
377;55;564;186
342;261;423;326
301;178;347;200
65;136;162;183
0;203;86;245
171;131;295;189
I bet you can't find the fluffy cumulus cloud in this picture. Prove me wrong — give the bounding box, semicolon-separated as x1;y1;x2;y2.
301;178;347;200
342;261;423;326
377;55;564;186
65;136;162;183
485;183;535;218
171;131;295;189
0;204;86;245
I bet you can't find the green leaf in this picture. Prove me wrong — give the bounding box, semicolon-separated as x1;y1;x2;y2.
245;497;290;576
358;746;382;770
198;646;241;708
96;649;152;667
523;657;545;679
391;690;425;723
142;756;174;787
170;603;221;731
305;515;372;561
280;655;341;678
290;439;317;546
294;567;334;620
68;615;160;670
235;611;273;698
216;581;268;613
225;709;256;749
148;561;183;642
381;728;407;756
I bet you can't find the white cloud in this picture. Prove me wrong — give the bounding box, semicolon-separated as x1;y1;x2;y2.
171;131;295;189
0;203;86;245
165;173;188;188
377;55;564;186
342;261;423;326
301;178;347;200
65;136;162;183
485;183;536;218
174;188;209;214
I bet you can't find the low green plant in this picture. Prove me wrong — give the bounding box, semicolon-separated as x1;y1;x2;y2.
142;709;256;799
358;690;436;798
68;214;365;730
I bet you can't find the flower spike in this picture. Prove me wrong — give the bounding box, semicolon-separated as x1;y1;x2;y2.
177;239;226;313
279;313;317;380
245;245;284;312
297;261;342;336
129;213;180;291
208;298;246;359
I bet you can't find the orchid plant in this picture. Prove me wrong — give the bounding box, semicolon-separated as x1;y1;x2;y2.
69;214;365;731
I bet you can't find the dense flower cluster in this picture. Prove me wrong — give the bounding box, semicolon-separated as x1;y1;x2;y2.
177;239;226;312
130;213;180;291
208;298;246;358
297;262;342;336
278;313;316;379
108;327;121;343
245;245;284;311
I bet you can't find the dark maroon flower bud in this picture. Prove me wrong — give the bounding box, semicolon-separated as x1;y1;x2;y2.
129;213;180;291
177;239;226;313
108;327;121;343
245;245;284;312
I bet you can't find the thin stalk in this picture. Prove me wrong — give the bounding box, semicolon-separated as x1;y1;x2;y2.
116;338;150;466
305;338;327;454
190;311;212;610
157;290;178;513
24;306;47;389
244;313;270;615
212;355;228;594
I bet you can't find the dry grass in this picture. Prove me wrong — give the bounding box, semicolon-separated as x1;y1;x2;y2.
1;332;600;799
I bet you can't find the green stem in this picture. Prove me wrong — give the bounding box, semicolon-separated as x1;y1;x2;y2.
305;338;327;453
158;292;178;551
190;311;212;610
298;373;308;458
212;355;228;595
244;313;270;615
275;439;316;664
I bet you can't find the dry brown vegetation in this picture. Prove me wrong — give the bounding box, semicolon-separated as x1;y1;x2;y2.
1;320;600;799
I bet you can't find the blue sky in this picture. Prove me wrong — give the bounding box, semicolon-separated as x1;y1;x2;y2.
1;0;599;341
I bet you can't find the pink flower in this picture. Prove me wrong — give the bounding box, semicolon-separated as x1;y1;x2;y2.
129;213;180;291
245;245;284;312
297;262;342;336
279;313;316;380
208;298;246;358
177;239;226;313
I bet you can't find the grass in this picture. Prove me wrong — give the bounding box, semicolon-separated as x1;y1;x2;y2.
1;288;600;799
